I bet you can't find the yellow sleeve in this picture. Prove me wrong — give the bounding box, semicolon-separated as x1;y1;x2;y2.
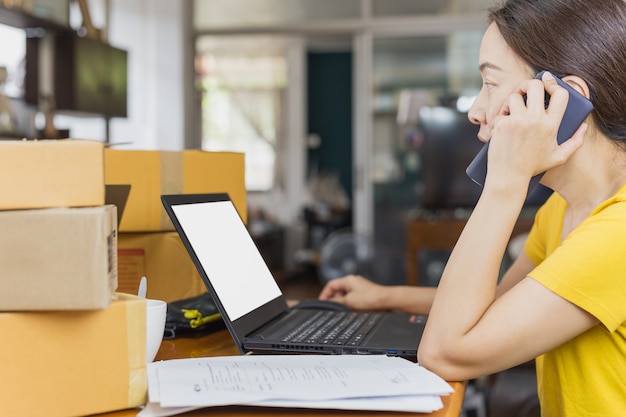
528;200;626;332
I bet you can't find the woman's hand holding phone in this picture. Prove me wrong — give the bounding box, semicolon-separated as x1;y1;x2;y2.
466;71;593;193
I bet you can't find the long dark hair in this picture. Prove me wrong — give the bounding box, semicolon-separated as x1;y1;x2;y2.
489;0;626;144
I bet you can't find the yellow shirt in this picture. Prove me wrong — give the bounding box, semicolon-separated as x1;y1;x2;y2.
525;184;626;417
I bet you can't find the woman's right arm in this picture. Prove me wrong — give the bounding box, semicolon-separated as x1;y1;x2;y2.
318;248;534;316
318;274;436;315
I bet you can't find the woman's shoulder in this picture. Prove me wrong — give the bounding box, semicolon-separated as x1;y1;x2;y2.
591;182;626;216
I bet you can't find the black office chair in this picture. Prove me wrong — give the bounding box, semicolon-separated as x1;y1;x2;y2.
488;362;540;417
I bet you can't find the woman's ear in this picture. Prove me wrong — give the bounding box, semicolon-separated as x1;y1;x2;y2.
562;75;591;100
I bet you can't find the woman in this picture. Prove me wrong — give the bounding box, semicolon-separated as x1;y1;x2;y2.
320;0;626;414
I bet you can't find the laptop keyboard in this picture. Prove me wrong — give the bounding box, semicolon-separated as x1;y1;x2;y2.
282;311;381;346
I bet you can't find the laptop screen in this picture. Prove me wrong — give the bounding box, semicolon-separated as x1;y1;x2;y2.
171;200;282;321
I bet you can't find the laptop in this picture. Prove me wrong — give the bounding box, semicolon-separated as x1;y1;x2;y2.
161;193;425;359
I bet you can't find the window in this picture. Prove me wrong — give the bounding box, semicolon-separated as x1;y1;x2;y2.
0;24;26;135
196;36;288;191
0;24;25;99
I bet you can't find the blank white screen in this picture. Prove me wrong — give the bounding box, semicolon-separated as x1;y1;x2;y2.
172;201;282;320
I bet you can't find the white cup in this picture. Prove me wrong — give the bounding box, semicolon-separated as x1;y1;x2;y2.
146;299;167;362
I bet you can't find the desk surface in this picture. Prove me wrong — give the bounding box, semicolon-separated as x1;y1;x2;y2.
99;329;465;417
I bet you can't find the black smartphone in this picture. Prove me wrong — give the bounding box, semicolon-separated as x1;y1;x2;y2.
466;71;594;192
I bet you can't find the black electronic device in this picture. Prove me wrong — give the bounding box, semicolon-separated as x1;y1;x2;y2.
419;106;484;210
161;193;424;359
466;71;594;192
25;32;128;118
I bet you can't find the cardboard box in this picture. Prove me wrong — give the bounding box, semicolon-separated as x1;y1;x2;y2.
118;232;206;303
0;293;147;417
0;205;117;310
0;139;105;210
182;150;247;223
104;149;247;232
104;149;182;232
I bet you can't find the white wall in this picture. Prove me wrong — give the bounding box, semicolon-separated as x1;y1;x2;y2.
106;0;191;150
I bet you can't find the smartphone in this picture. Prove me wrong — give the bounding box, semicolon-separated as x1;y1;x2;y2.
466;71;594;192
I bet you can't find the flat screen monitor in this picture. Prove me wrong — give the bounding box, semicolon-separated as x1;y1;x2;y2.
419;106;551;210
25;32;128;118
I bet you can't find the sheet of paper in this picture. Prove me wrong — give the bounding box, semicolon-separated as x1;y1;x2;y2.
138;402;200;417
140;364;443;416
151;355;452;408
251;393;444;412
138;393;444;417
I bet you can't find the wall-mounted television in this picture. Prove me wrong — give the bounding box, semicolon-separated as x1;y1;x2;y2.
25;31;127;118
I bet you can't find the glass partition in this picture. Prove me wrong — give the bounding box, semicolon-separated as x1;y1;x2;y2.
191;0;492;283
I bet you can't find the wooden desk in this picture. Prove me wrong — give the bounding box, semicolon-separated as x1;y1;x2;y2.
99;329;466;417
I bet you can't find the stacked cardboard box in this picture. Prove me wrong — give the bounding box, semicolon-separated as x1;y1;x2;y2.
0;293;147;417
105;149;247;302
0;139;147;416
0;139;116;310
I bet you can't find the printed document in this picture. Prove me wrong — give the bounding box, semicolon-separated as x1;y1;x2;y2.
139;355;453;416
